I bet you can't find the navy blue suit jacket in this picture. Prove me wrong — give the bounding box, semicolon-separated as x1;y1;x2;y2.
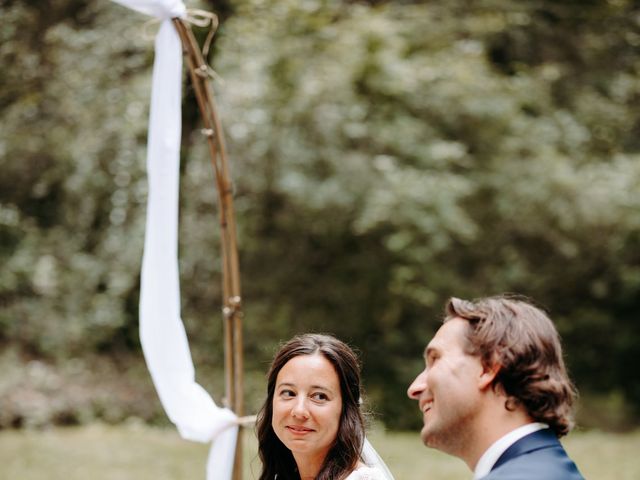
482;429;584;479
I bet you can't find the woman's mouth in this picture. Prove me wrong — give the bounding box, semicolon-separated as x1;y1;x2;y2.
286;425;314;435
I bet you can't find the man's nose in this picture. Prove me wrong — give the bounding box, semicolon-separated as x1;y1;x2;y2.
407;369;427;399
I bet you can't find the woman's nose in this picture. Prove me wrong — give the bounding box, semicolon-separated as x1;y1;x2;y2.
291;396;309;418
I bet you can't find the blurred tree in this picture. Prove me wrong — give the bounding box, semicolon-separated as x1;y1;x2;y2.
0;0;153;357
0;0;638;429
215;0;640;427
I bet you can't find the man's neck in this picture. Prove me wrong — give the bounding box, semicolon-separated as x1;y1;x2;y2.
464;408;534;471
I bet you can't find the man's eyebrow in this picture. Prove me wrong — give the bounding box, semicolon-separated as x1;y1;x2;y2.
423;345;437;360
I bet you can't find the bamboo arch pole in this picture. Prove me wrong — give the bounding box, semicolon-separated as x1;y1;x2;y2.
172;18;245;480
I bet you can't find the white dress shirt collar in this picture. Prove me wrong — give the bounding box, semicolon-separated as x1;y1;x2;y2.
473;423;549;479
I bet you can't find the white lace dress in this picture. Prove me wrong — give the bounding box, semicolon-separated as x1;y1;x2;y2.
345;466;389;480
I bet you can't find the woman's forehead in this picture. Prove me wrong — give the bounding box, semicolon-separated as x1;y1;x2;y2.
278;353;339;382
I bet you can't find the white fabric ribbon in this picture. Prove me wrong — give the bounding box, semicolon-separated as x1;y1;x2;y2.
112;0;186;18
110;2;238;480
110;3;395;480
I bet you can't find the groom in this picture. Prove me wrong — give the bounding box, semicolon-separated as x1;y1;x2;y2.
407;295;584;479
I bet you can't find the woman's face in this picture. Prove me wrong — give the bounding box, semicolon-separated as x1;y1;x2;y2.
271;353;343;464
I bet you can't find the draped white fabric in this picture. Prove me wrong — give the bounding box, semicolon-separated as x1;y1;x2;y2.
109;3;395;480
110;2;238;480
112;0;186;18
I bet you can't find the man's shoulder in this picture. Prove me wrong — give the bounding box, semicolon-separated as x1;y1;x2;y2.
483;441;584;480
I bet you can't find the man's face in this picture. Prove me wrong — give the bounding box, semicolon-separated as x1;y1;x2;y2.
407;318;485;456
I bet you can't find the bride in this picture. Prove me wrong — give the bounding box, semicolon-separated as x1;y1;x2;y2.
255;334;394;480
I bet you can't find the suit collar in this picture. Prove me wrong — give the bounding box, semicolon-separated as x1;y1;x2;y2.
492;428;560;471
474;423;548;479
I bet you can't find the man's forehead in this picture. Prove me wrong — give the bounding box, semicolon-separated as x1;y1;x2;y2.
423;318;466;356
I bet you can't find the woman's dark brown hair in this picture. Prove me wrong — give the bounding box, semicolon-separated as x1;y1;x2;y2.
256;334;365;480
446;295;577;437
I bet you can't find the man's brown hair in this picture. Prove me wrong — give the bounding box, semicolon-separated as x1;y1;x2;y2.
445;295;577;436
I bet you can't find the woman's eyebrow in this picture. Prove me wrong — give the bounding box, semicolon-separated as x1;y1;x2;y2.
309;385;331;391
276;382;295;388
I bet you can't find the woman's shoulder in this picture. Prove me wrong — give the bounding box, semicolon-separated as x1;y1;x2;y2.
345;465;388;480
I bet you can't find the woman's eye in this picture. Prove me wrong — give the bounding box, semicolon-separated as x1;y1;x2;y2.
279;389;295;398
311;392;328;401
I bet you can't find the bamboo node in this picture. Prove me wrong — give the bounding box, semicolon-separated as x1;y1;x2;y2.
196;63;224;84
196;64;209;77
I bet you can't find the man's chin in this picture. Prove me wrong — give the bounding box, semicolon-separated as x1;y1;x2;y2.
420;426;432;447
420;424;441;449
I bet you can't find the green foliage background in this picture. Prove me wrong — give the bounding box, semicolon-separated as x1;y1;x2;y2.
1;0;639;430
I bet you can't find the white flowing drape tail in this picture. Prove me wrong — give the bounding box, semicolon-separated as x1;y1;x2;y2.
110;2;238;480
109;3;395;480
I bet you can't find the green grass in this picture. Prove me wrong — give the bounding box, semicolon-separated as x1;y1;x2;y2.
1;423;639;479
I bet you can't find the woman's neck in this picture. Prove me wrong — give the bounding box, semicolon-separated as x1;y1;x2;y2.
293;452;325;480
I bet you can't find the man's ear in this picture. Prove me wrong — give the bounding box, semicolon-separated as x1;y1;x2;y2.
478;360;500;391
